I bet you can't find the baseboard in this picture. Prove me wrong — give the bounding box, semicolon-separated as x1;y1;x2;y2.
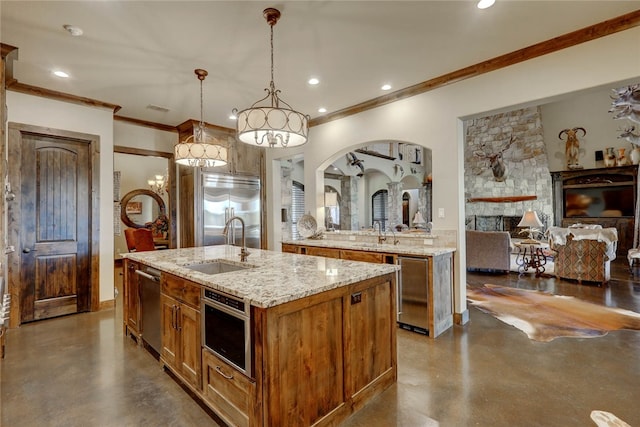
99;299;115;310
454;309;469;325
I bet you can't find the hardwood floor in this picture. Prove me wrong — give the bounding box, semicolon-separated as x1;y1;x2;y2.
1;260;639;426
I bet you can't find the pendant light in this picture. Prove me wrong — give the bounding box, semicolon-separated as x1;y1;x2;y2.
234;8;309;148
175;69;228;167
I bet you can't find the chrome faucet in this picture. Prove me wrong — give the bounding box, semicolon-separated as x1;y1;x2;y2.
390;227;400;245
223;216;250;262
373;221;387;244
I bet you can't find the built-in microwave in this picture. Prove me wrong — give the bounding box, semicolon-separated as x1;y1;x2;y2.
202;288;252;378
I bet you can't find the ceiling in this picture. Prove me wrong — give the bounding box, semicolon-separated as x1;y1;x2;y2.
2;1;639;129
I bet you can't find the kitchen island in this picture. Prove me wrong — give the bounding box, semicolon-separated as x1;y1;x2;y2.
282;237;456;338
123;245;398;427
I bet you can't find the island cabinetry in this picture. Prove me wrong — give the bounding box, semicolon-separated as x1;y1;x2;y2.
123;259;141;342
202;349;258;427
160;273;202;391
303;246;339;258
281;243;299;254
254;273;396;426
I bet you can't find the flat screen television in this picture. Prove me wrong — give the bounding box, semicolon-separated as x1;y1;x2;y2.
564;185;635;217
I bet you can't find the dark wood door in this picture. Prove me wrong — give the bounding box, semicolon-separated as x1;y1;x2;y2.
19;133;91;322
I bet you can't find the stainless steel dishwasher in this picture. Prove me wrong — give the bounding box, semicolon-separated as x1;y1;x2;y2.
135;266;162;354
397;256;429;334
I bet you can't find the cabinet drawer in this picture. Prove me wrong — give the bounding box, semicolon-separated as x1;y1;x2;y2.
340;249;384;263
162;273;201;308
281;243;299;254
306;246;340;258
203;349;255;427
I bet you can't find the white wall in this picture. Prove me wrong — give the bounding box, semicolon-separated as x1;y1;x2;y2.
114;121;176;152
7;91;115;303
541;85;637;171
265;27;640;318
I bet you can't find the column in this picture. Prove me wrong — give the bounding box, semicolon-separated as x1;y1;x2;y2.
387;181;403;230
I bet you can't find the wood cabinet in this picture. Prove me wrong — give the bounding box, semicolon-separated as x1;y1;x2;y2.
303;246;340;258
285;242;453;338
202;349;257;427
160;273;201;390
280;243;299;254
340;249;386;263
255;273;396;426
123;259;141;342
551;165;637;255
125;258;397;426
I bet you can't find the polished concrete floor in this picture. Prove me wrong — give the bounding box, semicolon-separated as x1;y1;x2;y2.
1;261;639;426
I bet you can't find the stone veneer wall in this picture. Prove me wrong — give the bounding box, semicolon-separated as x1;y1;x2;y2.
465;107;553;224
340;176;359;230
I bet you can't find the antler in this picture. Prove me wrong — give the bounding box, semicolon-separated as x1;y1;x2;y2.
498;135;515;154
558;129;569;140
573;127;586;137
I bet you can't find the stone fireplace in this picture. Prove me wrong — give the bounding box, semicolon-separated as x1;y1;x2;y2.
464;106;554;234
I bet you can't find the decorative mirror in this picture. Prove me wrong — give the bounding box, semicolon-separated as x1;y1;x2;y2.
120;189;166;229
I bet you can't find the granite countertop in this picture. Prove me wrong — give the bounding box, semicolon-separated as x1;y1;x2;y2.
123;245;399;309
281;238;456;257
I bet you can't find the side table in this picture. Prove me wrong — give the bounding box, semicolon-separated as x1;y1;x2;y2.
514;240;549;277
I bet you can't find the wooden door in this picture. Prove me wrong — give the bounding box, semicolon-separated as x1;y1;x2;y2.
178;303;201;389
18;133;91;322
125;261;141;337
160;294;178;368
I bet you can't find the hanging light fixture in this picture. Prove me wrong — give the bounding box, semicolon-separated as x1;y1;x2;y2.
233;8;309;148
147;172;167;195
175;69;228;167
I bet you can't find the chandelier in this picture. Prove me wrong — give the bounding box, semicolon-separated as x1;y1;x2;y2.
148;172;167;195
175;69;228;167
234;8;309;148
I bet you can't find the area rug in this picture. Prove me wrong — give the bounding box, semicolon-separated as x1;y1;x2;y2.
466;284;640;342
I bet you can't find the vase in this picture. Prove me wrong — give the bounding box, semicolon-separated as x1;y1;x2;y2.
631;146;640;165
604;147;616;167
616;147;628;166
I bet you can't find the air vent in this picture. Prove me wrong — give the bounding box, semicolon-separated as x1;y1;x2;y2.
146;104;170;113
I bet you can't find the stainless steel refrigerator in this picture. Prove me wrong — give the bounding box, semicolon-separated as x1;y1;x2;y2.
201;173;261;248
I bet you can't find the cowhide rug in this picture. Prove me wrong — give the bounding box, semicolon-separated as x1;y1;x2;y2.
466;284;640;342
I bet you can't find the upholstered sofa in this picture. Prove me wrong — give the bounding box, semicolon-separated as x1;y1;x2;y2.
465;230;512;273
546;226;618;284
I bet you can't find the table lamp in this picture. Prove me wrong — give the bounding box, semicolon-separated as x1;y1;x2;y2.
517;210;543;243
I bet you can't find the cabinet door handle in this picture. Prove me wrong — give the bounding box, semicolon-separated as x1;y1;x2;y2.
215;366;234;380
176;305;181;331
172;305;177;330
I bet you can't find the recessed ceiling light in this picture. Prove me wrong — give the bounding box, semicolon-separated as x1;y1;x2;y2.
381;84;392;91
308;78;320;85
53;70;70;78
62;24;83;36
318;107;327;113
477;0;495;9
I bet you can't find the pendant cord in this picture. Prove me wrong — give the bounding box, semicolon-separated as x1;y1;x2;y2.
270;24;274;87
199;78;204;127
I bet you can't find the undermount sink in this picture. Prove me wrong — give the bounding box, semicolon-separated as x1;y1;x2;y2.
182;260;252;275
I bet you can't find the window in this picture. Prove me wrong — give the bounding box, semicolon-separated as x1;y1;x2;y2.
291;181;305;239
372;190;388;230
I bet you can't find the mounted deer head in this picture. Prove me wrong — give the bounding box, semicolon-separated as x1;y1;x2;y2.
474;135;515;182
